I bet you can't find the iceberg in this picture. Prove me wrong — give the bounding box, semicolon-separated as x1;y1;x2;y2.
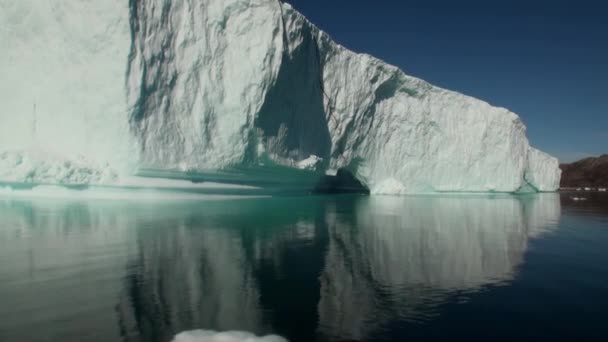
0;0;561;194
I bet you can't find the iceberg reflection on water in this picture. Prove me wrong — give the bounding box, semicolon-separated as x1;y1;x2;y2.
0;194;560;341
318;195;560;340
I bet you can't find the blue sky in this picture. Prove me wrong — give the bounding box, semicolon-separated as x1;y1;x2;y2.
286;0;607;162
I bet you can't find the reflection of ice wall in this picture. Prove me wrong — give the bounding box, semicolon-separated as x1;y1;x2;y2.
0;0;559;193
522;193;562;238
113;199;326;340
117;218;265;339
318;195;561;340
0;195;562;340
0;201;134;341
0;200;272;340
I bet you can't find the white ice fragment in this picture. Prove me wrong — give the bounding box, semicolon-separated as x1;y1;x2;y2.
296;155;322;170
172;330;287;342
0;148;118;185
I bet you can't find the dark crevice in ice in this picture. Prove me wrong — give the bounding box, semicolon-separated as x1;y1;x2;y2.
313;169;370;195
255;9;332;163
127;0;179;155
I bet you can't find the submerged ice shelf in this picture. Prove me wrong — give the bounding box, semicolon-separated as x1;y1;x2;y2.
0;0;561;195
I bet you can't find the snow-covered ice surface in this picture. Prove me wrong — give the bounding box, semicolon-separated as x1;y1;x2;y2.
172;330;287;342
0;0;561;195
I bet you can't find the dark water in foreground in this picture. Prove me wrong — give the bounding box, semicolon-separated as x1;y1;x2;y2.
1;193;607;341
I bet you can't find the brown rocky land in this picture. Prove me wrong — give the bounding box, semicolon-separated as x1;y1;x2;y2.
560;155;608;188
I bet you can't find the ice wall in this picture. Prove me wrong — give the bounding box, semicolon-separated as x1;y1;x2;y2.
0;0;561;193
127;0;284;170
0;0;135;172
525;147;562;192
276;3;559;193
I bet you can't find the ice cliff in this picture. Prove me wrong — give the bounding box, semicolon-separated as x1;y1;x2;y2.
0;0;561;194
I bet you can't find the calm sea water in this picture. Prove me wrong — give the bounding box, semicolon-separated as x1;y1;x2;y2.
1;193;607;341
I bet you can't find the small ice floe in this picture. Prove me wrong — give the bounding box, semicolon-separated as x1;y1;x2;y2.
172;330;288;342
296;155;323;171
571;197;588;201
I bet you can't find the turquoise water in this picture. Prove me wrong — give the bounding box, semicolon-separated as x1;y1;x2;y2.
0;193;607;341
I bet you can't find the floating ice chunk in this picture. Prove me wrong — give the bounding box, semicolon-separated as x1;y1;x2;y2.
0;148;118;185
296;155;323;171
172;330;287;342
325;169;338;176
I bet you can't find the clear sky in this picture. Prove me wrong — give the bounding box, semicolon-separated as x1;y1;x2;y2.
286;0;607;162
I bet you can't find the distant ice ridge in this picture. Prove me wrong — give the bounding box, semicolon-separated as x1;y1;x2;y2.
172;330;287;342
0;0;561;194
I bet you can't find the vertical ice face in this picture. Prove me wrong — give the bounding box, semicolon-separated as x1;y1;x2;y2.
0;0;561;193
0;0;134;172
525;148;562;192
277;3;552;193
127;0;284;170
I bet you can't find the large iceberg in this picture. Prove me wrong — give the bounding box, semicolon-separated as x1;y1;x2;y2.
0;0;561;194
